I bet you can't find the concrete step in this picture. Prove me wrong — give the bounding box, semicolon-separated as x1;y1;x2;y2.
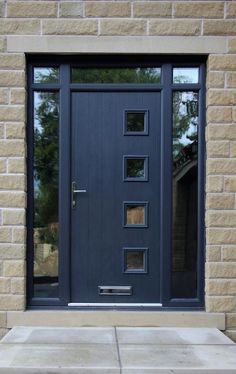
0;327;235;373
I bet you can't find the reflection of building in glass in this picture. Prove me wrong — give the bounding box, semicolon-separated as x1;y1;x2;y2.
172;140;198;298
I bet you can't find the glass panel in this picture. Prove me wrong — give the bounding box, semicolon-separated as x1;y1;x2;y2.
125;157;147;180
172;91;198;298
126;251;144;271
34;67;59;84
33;91;59;298
173;68;199;84
125;204;147;226
125;112;147;133
71;67;161;84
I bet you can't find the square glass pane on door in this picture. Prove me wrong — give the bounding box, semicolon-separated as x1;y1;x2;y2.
124;111;148;135
123;202;148;227
124;156;148;181
123;248;148;273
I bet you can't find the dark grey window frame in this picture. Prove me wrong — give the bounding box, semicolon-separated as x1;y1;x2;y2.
27;55;206;309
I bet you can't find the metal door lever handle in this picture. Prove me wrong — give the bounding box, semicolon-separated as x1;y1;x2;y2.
72;181;87;208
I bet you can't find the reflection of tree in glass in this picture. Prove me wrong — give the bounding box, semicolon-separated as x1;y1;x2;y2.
34;67;59;84
34;91;59;246
72;68;161;84
127;113;144;132
173;91;198;162
127;159;145;178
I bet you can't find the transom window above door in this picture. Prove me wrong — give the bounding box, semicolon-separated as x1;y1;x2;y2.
27;56;205;308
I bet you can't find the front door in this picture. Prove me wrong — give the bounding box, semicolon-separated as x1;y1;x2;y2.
71;91;161;304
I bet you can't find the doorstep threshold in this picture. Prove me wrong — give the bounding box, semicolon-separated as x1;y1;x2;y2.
7;311;225;330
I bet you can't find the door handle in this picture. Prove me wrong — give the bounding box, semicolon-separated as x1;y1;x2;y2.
72;181;87;208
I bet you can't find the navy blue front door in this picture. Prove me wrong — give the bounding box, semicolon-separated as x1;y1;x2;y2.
71;91;161;303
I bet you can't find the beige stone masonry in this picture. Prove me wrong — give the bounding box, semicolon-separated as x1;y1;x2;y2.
100;19;146;36
222;246;236;262
0;54;24;69
207;72;225;88
149;19;201;36
204;20;236;36
226;2;236;19
0;19;40;35
229;38;236;53
133;2;172;18
0;175;24;191
11;277;25;295
85;2;131;17
174;2;224;19
5;123;25;140
207;125;236;141
207;229;236;245
2;209;25;226
206;193;235;209
0;244;24;260
59;2;83;18
206;246;221;262
7;1;57;18
207;107;232;123
0;192;25;208
207;141;229;158
43;19;98;35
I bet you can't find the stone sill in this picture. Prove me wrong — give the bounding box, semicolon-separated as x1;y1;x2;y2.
7;36;227;54
7;311;225;330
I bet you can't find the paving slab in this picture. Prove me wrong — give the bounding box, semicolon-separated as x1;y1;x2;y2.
0;327;235;373
0;343;120;373
116;327;233;345
119;344;236;373
1;327;116;344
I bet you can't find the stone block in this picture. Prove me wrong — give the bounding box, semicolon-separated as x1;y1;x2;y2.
0;192;25;208
227;313;236;328
0;71;24;87
207;107;232;123
207;141;229;158
59;2;83;18
0;141;24;157
208;55;236;71
0;54;25;69
204;20;236;36
174;2;224;19
100;20;146;36
206;246;221;262
0;106;25;122
226;329;236;342
228;38;236;53
0;1;5;17
0;278;10;294
8;158;25;174
85;2;130;17
2;209;25;225
0;88;8;104
149;20;201;36
222;246;236;262
0;37;5;52
207;175;223;193
5;123;24;140
133;2;171;18
206;193;235;209
43;20;98;35
207;228;236;245
0;158;6;173
207;124;236;141
0;244;25;260
12;227;25;244
0;19;40;35
226;2;236;19
208;159;236;174
207;90;236;106
0;175;25;190
7;1;57;18
225;176;236;192
0;295;24;311
0;228;11;243
206;296;236;312
11;277;25;295
207;211;236;227
10;89;26;105
207;72;224;88
207;279;236;295
233;108;236;122
3;260;25;277
207;262;236;278
226;72;236;88
230;142;236;157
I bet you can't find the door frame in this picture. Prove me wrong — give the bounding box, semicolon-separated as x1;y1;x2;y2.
27;55;206;309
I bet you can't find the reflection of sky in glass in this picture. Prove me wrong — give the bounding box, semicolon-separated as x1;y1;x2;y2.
178;92;198;146
34;67;59;83
173;68;199;83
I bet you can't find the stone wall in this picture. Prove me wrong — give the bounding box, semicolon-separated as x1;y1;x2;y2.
0;0;235;340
